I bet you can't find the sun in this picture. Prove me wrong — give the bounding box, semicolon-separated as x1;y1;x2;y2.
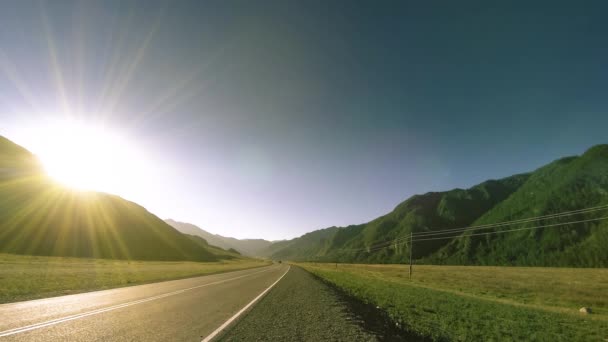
20;120;148;194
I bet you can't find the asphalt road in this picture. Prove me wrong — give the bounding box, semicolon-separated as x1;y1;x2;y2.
0;264;289;342
218;266;380;342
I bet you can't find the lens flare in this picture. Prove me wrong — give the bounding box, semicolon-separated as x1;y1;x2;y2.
16;119;149;194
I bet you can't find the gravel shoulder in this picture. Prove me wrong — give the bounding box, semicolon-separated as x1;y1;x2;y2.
218;266;380;341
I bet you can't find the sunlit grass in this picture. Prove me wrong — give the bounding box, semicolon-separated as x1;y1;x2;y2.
0;253;270;304
300;263;608;341
307;263;608;316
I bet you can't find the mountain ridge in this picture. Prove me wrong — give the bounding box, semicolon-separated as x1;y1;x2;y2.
262;144;608;267
0;136;240;262
165;219;273;256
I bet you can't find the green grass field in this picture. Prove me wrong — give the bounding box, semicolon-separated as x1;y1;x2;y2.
300;263;608;341
0;253;270;304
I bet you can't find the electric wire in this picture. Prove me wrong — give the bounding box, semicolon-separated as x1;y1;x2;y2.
333;204;608;254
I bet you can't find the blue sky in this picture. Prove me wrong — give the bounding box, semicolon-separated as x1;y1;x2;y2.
1;1;607;239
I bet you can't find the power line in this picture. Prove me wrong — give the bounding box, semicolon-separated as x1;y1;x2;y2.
411;215;608;242
332;204;608;254
358;215;608;253
341;204;608;252
412;204;608;237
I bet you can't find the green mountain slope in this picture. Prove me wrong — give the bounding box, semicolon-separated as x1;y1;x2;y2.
265;145;608;267
165;219;273;256
0;136;225;261
432;145;608;267
262;174;528;263
261;226;340;260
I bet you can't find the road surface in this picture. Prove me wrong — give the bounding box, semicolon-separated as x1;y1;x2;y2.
218;266;382;341
0;264;289;341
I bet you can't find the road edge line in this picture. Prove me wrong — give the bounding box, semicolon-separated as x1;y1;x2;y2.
201;265;291;342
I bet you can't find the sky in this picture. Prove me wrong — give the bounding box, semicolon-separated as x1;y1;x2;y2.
1;1;607;240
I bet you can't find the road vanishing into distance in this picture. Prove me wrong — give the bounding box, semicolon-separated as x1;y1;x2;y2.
0;264;289;342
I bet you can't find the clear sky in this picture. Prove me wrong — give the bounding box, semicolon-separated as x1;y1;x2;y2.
1;1;607;240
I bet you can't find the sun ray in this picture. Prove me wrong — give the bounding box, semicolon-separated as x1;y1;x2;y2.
39;2;72;118
70;1;88;120
100;5;166;121
0;50;45;114
82;195;102;258
33;187;72;256
1;182;60;254
15;119;152;195
126;30;246;131
93;5;136;121
96;196;132;260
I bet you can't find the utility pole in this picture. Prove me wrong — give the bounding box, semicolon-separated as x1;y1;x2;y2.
409;231;413;280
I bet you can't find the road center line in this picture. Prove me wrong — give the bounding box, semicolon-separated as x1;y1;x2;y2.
201;265;291;342
0;266;275;338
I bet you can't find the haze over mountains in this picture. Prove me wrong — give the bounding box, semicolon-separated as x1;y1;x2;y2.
1;135;606;267
165;219;273;256
0;136;239;261
261;145;608;267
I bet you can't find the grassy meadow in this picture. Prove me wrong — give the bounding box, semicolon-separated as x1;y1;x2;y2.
0;253;270;304
300;263;608;341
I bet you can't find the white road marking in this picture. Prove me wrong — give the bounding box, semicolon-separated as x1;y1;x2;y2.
0;266;276;337
201;265;291;342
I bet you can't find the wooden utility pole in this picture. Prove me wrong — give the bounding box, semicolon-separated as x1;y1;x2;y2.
409;231;413;280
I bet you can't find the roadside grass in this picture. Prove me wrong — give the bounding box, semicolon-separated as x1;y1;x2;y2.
0;253;270;304
300;263;608;341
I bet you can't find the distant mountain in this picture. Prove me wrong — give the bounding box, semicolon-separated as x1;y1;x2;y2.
263;145;608;267
258;226;340;260
260;174;528;262
183;234;241;259
165;219;273;256
0;136;235;262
